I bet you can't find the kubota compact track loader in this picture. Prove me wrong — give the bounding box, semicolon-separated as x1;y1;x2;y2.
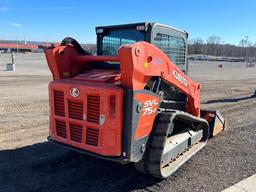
45;22;226;178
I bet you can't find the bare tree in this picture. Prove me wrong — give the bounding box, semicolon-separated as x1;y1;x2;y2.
206;36;222;56
188;38;204;54
188;35;256;58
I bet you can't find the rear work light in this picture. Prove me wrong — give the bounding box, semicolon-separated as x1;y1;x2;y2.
109;95;116;117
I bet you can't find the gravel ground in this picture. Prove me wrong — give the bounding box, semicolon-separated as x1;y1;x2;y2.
0;53;255;192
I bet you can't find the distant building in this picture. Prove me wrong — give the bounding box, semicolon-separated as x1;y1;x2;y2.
0;43;39;53
0;40;59;53
0;40;95;54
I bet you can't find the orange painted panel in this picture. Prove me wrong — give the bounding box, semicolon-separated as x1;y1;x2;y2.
134;93;160;140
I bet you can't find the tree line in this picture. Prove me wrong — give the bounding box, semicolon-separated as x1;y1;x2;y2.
188;36;256;58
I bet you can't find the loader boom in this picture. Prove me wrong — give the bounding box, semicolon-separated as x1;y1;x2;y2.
118;42;201;117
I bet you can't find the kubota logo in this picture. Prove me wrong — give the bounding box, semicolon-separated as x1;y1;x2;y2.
172;70;188;87
70;87;80;97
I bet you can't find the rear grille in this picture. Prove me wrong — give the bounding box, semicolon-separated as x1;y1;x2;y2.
70;124;82;143
86;127;99;146
52;89;103;150
68;101;83;120
54;91;65;117
56;120;67;138
87;95;100;123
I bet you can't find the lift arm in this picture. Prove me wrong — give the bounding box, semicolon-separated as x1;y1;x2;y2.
45;41;209;118
118;41;201;117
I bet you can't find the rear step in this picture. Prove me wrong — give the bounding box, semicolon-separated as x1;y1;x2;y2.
135;111;209;179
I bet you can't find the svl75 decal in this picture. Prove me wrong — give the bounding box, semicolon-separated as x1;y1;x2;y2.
142;99;159;116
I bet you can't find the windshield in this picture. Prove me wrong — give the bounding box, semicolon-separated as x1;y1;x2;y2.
101;29;144;55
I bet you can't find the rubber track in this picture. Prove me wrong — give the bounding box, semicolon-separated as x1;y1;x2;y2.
135;110;209;178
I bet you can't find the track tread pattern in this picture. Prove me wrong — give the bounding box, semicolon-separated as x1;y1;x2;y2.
135;110;209;179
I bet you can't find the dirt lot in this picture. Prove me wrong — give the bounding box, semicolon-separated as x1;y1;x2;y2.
0;53;255;192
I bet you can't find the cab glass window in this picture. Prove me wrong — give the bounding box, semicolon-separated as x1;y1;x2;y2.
153;33;186;66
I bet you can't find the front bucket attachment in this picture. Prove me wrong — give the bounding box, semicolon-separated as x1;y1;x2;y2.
201;110;226;137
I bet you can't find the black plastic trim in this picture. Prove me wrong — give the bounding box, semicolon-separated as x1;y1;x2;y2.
122;89;161;162
48;136;129;164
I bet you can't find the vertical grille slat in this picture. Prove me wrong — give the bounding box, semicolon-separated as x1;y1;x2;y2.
56;120;67;138
54;91;65;117
87;95;100;123
86;127;99;146
70;124;82;143
68;101;83;120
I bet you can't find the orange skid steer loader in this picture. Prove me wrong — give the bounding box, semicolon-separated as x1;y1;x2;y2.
45;22;226;178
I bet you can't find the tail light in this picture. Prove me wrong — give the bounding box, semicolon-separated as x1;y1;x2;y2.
109;95;116;117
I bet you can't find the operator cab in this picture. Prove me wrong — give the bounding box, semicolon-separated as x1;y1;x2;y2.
96;22;188;73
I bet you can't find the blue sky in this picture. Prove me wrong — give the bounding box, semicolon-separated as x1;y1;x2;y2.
0;0;256;45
